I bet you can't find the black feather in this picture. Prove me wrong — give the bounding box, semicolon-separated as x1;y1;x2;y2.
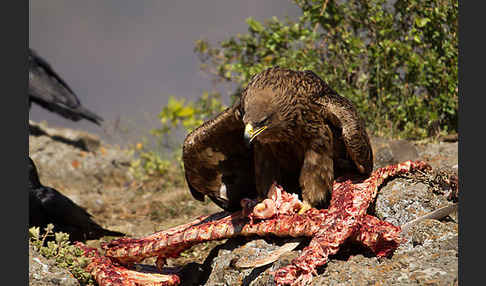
28;157;124;241
28;48;103;125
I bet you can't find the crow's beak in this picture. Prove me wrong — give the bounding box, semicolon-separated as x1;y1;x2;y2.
244;123;267;146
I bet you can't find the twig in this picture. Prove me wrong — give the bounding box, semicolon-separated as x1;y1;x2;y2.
312;0;329;34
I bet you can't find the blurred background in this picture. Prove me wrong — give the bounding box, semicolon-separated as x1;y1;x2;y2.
30;0;458;178
29;0;300;146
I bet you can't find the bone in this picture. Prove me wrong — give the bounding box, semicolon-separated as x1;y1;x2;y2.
234;239;302;269
80;160;435;286
401;203;458;235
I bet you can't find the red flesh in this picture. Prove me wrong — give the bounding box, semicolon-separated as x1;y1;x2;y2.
78;160;431;286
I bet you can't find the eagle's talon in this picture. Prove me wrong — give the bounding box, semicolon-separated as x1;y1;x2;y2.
298;202;312;215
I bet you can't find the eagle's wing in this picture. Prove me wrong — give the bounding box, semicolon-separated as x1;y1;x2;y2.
314;85;374;175
28;48;103;125
182;100;257;211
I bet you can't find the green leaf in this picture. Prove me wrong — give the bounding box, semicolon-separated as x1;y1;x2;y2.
167;96;184;111
415;17;430;28
177;106;195;118
413;35;421;44
246;17;264;33
29;227;40;239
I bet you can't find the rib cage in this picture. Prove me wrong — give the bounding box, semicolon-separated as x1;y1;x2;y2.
79;160;431;286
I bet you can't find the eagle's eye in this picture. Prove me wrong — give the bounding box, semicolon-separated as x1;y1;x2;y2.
255;115;270;127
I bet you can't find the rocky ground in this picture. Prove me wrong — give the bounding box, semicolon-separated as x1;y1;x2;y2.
28;121;458;286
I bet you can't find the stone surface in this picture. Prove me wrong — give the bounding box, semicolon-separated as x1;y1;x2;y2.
191;137;459;286
29;120;133;195
415;141;458;170
371;137;420;169
29;243;80;286
28;122;459;285
312;226;458;286
374;179;450;226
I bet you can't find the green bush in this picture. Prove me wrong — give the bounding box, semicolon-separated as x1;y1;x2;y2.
29;225;95;285
152;91;226;138
137;0;457;178
128;144;174;181
194;0;458;139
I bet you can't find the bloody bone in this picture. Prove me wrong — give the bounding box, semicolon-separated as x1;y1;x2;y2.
76;242;181;286
81;160;431;286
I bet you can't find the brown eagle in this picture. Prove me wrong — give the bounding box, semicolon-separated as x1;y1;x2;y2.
183;67;373;211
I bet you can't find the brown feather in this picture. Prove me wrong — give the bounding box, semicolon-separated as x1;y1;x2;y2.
182;100;257;211
183;66;373;210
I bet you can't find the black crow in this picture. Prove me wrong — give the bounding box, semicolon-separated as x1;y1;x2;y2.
28;157;124;241
28;48;103;125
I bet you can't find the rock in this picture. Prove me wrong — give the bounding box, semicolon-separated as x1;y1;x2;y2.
389;139;420;163
415;141;458;170
405;219;458;247
370;137;458;171
185;136;459;285
374;179;450;226
439;133;458;143
29;120;133;194
28;123;458;285
195;215;458;286
202;238;299;286
30;120;101;152
29;243;80;286
312;223;457;285
371;137;419;169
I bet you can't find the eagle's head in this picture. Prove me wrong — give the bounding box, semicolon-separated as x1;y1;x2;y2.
239;66;321;146
240;86;296;146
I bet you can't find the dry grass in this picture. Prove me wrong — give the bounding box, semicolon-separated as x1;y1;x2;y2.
79;171;221;248
30;124;225;273
80;172;225;269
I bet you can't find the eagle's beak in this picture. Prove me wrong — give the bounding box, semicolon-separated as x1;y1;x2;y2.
244;123;267;146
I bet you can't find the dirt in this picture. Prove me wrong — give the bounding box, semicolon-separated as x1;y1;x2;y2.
28;121;458;285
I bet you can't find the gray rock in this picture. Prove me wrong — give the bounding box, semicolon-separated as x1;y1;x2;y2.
374;179;450;226
29;120;133;194
197;216;458;286
29;243;80;286
28;124;459;286
202;238;298;286
415;141;458;170
189;137;459;285
371;137;419;169
389;139;420;163
29;120;101;152
312;220;457;286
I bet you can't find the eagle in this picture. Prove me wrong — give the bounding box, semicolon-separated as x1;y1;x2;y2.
183;67;373;211
29;48;103;125
29;157;124;241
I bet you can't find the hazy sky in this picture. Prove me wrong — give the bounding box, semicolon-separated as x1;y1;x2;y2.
29;1;300;145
